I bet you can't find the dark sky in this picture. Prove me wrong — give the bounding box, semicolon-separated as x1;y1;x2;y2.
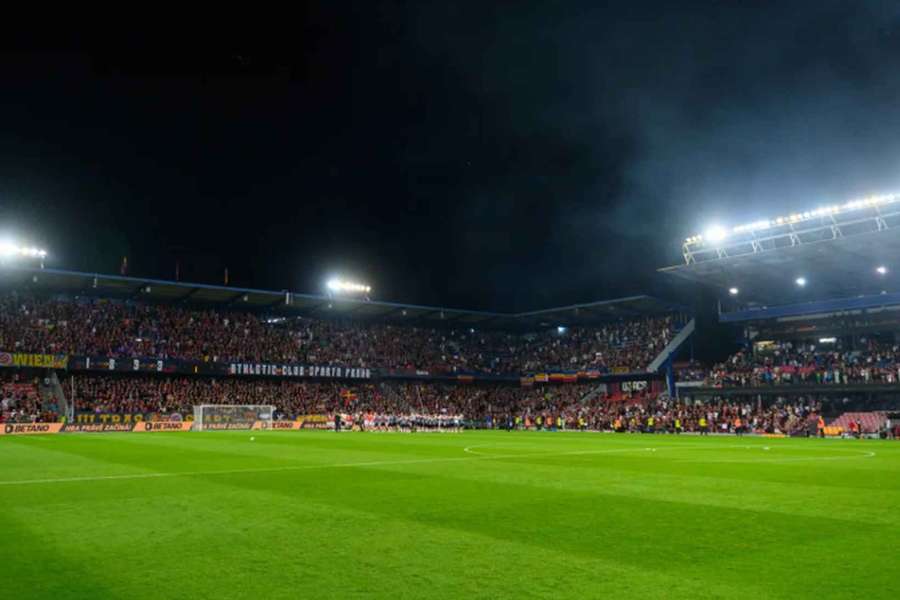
2;2;900;312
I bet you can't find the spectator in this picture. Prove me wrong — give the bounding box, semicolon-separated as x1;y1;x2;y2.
0;292;676;374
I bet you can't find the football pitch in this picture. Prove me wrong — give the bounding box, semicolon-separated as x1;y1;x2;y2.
1;431;898;599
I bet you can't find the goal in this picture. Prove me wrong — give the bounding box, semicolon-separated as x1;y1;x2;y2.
192;404;275;431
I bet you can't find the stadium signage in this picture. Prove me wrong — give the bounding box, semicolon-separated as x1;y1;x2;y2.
252;420;302;430
64;422;134;433
621;381;648;392
66;354;373;380
199;422;254;430
298;414;328;424
1;422;64;435
132;421;193;432
58;355;657;385
70;356;172;373
227;363;372;379
0;351;68;369
72;413;184;425
295;414;331;429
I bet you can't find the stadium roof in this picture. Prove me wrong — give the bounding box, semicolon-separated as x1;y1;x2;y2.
0;266;685;329
660;216;900;307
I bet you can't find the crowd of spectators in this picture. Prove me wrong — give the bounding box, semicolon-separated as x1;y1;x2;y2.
585;396;821;435
69;375;598;421
0;293;676;374
673;361;707;382
72;376;368;417
0;371;52;423
65;374;820;435
704;339;900;387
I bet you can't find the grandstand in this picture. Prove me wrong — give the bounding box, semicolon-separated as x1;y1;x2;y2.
7;193;900;438
0;263;691;428
662;193;900;437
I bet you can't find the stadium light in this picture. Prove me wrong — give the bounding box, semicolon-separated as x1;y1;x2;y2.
819;337;837;344
685;192;900;244
703;225;728;245
876;265;888;275
795;277;807;287
728;287;739;296
557;326;567;334
326;277;371;295
0;240;48;261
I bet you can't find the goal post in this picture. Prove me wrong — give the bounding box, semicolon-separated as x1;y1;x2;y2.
192;405;275;431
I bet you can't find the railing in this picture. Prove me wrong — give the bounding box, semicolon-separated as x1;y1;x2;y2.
647;318;695;373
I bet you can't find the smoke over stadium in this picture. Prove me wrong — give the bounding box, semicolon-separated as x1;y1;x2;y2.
1;4;900;599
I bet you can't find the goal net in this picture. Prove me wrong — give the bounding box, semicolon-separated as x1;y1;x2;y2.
192;405;275;431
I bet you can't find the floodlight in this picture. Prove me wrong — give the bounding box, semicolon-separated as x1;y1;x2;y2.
703;225;728;244
557;326;567;334
876;265;888;275
325;277;371;295
0;241;48;261
728;287;739;296
685;193;900;243
795;277;807;287
819;337;836;344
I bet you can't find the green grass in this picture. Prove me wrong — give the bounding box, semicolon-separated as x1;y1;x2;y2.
1;431;898;599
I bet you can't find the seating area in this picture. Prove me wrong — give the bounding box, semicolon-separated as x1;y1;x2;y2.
0;372;45;423
704;339;900;387
0;292;676;375
827;411;887;434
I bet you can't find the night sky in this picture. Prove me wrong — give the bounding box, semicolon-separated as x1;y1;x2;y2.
2;2;900;312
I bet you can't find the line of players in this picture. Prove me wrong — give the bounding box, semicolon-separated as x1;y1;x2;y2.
341;413;465;432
